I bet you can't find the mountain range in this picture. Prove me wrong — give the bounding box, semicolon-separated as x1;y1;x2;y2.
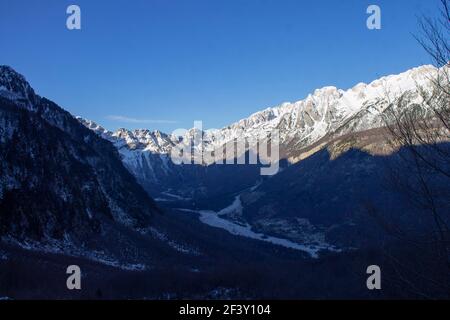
76;65;445;251
1;64;448;299
78;65;438;196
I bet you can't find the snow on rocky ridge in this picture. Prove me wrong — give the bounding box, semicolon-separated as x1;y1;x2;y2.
79;65;438;171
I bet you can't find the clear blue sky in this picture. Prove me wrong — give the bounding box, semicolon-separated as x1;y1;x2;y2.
0;0;442;132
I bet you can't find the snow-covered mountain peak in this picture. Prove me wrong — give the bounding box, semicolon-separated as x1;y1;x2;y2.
77;117;107;133
352;64;436;99
219;64;438;141
311;86;341;97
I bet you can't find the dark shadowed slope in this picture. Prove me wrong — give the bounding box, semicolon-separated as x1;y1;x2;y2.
0;66;160;258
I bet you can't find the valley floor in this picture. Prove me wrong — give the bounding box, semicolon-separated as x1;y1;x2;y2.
0;209;394;300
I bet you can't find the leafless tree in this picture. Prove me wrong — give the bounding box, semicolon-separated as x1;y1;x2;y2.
377;0;450;298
